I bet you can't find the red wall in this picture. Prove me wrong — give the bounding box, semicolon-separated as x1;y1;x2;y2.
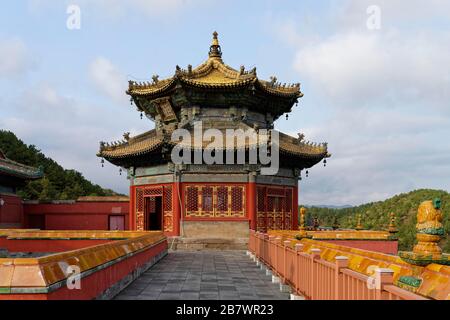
23;201;129;231
0;194;23;228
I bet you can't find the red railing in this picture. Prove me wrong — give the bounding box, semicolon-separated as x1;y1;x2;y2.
249;231;428;300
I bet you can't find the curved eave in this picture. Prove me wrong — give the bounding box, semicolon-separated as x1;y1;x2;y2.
0;166;43;180
98;144;329;164
98;141;164;160
127;77;303;102
127;78;177;97
256;81;303;99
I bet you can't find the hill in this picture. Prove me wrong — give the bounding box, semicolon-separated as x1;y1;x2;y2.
0;130;120;201
301;189;450;252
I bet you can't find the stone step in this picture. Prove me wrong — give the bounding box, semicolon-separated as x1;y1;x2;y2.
167;237;249;251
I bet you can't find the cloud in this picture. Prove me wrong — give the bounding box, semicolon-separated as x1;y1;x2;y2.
0;82;150;195
88;57;128;105
293;31;450;110
0;38;35;77
274;1;450;205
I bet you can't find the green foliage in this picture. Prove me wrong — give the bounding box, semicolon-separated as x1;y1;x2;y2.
0;130;121;201
301;189;450;252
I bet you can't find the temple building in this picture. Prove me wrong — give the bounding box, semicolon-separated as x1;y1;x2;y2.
98;32;330;240
0;150;43;229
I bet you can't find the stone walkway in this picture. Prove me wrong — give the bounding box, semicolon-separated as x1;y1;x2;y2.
115;251;289;300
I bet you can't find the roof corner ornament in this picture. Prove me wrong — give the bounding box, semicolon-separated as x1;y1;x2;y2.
123;132;130;142
209;31;222;59
175;65;182;75
99;141;106;150
240;65;245;75
297;133;305;142
269;76;277;87
152;75;159;84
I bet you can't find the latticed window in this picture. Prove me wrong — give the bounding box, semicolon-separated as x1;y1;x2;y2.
216;186;228;213
231;186;244;213
186;186;199;213
164;186;173;212
202;186;214;212
136;188;144;212
257;187;266;213
144;187;162;196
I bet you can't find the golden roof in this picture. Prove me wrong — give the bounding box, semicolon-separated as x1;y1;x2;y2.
98;126;329;161
127;32;303;99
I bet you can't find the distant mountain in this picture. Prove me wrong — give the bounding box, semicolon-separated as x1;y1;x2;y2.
301;189;450;252
0;130;121;201
307;205;354;209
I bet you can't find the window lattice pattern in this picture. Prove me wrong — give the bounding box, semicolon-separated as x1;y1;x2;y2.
164;186;173;212
136;189;144;213
202;186;214;213
257;187;266;213
231;186;244;215
256;186;294;232
184;185;245;218
186;187;199;213
216;186;228;214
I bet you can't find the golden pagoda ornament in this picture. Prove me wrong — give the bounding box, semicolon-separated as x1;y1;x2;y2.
399;199;449;266
388;212;398;234
355;214;364;231
297;207;308;239
295;207;309;240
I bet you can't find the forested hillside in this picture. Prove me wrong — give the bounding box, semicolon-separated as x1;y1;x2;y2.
302;189;450;252
0;130;119;200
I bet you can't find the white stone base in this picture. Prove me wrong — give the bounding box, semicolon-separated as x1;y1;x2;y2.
290;293;306;300
280;283;292;293
272;275;281;284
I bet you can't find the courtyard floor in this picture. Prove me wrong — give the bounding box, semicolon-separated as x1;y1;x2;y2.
115;251;290;300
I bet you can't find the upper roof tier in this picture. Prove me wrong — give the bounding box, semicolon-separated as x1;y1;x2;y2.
127;32;303;119
0;150;43;181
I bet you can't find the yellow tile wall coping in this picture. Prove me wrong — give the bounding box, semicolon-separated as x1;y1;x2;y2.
276;237;449;300
268;230;393;240
1;230;154;240
0;232;166;289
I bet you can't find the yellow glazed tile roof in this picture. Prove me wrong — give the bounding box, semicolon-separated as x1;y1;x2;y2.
127;54;302;99
99;128;329;160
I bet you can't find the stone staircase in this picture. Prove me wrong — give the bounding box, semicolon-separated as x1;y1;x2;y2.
167;237;249;251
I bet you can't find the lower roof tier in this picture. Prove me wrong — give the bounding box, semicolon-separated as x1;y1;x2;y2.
98;127;330;170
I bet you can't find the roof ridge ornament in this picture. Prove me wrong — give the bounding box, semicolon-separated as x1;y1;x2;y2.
209;31;222;59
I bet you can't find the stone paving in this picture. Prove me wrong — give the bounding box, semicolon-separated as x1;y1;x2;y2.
115;251;290;300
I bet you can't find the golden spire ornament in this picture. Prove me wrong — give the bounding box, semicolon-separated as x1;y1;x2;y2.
399;199;449;266
209;31;222;59
297;207;308;238
355;214;364;231
388;212;398;234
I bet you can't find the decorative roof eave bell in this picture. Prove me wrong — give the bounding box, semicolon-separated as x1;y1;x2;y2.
209;31;222;59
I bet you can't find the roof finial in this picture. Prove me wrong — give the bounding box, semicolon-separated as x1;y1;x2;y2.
209;31;222;59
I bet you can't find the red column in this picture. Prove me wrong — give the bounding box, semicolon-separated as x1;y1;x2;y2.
129;185;135;230
173;181;181;236
248;172;257;230
292;183;299;230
